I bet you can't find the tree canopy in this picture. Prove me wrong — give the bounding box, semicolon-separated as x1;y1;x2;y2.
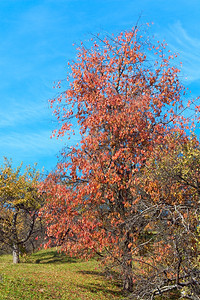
0;158;43;263
41;26;200;297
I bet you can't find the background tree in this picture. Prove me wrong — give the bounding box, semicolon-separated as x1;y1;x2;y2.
128;134;200;299
0;158;44;263
41;26;200;293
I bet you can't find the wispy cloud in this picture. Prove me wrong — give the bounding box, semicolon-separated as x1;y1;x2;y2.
0;100;50;128
166;21;200;82
0;130;61;154
0;126;80;155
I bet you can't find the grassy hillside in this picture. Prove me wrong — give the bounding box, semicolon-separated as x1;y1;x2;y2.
0;249;125;300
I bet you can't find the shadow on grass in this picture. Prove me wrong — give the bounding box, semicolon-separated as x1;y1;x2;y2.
27;250;77;264
76;282;126;298
78;270;121;286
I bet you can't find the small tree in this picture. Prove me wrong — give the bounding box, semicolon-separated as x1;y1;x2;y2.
42;26;200;292
0;158;43;263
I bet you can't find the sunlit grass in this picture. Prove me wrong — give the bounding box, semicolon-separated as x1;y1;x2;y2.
0;248;125;300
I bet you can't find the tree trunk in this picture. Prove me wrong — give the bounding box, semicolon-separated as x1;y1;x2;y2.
123;232;134;292
12;210;20;263
13;243;20;264
123;260;133;292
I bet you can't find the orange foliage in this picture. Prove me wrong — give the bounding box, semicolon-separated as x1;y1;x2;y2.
41;26;200;293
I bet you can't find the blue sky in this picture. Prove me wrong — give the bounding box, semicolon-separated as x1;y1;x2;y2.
0;0;200;173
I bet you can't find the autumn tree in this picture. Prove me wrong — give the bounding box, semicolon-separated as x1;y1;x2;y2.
0;158;44;263
42;26;200;293
128;134;200;299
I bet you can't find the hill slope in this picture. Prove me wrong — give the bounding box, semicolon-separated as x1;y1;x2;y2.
0;249;124;300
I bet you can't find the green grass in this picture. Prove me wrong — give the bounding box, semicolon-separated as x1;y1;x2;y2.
0;249;125;300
